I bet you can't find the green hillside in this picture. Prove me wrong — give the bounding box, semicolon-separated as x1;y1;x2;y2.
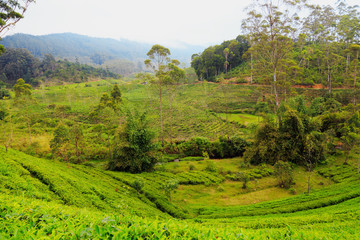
1;146;360;239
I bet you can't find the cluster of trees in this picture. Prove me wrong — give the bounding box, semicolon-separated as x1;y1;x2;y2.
191;36;250;81
143;44;187;145
245;95;360;190
241;0;360;104
0;49;119;86
164;136;248;159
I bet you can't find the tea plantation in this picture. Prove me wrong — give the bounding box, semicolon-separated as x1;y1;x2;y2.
1;146;360;239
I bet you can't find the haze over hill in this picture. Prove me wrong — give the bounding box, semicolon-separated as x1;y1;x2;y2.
1;33;205;66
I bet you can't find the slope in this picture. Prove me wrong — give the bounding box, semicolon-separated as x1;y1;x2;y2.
1;147;360;239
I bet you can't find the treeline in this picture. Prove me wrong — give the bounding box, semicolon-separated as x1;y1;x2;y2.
0;48;119;86
191;35;250;81
192;1;360;91
243;1;360;92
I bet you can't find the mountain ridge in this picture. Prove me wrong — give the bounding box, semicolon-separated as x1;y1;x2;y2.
1;32;204;65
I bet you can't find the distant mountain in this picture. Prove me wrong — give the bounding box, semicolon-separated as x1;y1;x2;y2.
1;33;204;66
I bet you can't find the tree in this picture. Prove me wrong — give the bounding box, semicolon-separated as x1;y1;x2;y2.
223;48;230;74
166;61;186;142
13;78;36;144
111;84;122;104
336;2;360;73
50;123;70;167
242;0;305;108
13;78;31;98
274;160;293;189
244;116;279;165
163;179;179;202
0;0;35;56
350;44;360;105
70;123;84;163
0;0;35;36
144;44;185;145
340;112;360;164
236;172;250;189
303;131;325;194
109;110;157;173
190;36;249;81
145;45;170;146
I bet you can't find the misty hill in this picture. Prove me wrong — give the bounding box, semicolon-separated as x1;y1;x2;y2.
1;33;204;66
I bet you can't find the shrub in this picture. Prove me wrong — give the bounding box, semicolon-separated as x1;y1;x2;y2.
289;188;297;195
205;161;217;172
131;180;144;194
274;161;294;189
237;172;250;189
109;111;158;173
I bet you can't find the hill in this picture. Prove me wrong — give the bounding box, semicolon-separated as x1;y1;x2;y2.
1;146;360;239
1;33;204;66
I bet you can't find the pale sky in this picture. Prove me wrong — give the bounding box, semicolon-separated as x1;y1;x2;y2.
6;0;360;47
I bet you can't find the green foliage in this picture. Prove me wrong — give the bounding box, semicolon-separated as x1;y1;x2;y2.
110;84;122;104
0;50;119;86
204;161;217;173
1;144;360;239
274;161;294;189
340;112;360;163
109;111;157;173
13;78;32;98
246;108;325;166
0;87;10;99
169;136;248;159
254;102;270;114
50;123;70;159
163;179;179;202
237;172;250;189
131;179;145;194
244;117;279;165
191;36;249;81
0;48;39;84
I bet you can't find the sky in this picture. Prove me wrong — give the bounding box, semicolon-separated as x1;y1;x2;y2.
6;0;360;48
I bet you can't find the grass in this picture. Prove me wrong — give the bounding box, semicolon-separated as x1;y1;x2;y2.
170;160;332;210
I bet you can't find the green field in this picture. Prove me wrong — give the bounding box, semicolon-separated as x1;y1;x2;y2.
1;146;360;239
1;80;360;239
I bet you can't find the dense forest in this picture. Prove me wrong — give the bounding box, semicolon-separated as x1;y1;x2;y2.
0;48;119;86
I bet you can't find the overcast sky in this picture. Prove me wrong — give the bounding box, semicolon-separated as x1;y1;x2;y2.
6;0;360;47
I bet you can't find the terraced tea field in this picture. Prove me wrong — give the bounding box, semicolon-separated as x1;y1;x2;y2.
1;147;360;239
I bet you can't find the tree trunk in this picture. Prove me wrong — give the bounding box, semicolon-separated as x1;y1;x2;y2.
274;69;279;107
27;118;32;144
107;128;112;160
307;161;312;195
250;53;253;84
328;66;331;95
160;86;164;146
354;51;358;106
